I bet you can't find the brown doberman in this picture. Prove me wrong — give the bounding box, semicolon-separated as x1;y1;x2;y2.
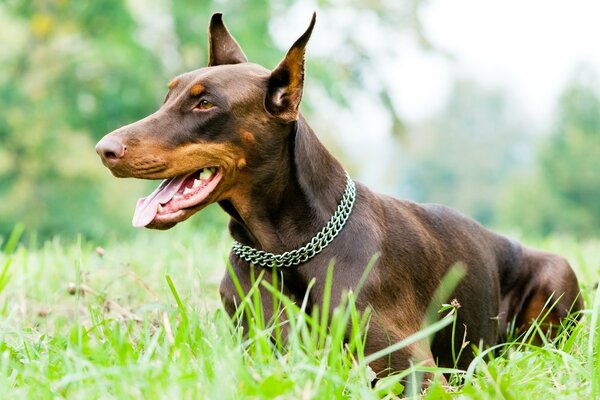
96;13;582;383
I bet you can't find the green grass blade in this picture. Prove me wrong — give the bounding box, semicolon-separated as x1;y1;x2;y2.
165;274;188;325
361;316;454;366
2;223;25;256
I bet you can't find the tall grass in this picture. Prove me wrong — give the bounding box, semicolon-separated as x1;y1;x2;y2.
0;223;598;398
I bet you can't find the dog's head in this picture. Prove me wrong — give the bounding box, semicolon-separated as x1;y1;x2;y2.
96;13;315;229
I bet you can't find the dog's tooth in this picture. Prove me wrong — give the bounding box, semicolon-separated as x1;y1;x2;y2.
199;169;213;180
193;179;202;188
183;187;194;195
157;204;163;213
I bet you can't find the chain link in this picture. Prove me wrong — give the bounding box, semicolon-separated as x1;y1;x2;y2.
231;173;356;267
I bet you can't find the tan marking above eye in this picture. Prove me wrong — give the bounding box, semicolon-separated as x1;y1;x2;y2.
190;84;205;96
168;79;179;90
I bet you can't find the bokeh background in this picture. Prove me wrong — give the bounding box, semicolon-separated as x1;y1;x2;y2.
1;0;599;243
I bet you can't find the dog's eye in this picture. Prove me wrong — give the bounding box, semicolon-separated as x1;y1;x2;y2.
195;99;214;110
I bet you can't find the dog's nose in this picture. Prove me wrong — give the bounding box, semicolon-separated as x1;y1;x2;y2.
96;137;127;164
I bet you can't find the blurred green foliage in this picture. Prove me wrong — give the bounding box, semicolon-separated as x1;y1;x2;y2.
0;0;598;241
403;69;600;238
0;0;169;239
403;79;528;226
498;69;600;237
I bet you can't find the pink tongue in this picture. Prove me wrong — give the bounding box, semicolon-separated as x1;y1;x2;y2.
132;175;188;228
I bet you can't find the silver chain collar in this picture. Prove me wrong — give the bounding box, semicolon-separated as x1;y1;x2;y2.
231;173;356;268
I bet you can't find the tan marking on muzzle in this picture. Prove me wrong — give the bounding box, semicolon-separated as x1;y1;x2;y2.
145;142;246;179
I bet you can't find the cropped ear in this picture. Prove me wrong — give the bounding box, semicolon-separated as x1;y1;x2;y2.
208;13;248;66
265;13;316;122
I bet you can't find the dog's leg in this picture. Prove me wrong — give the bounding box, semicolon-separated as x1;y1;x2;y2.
364;321;445;390
503;249;583;341
219;263;295;341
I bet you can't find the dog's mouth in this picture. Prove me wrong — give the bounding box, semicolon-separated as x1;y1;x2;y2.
132;167;223;228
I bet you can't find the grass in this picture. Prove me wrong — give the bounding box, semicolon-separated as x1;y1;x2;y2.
0;221;598;399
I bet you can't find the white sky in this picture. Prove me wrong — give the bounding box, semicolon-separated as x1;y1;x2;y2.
396;0;600;126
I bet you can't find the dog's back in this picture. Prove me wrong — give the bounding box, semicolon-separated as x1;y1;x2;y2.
363;195;582;369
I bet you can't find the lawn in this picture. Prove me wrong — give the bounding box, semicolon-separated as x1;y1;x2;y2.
0;221;598;399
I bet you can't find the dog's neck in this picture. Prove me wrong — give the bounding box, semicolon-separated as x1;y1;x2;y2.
220;115;347;254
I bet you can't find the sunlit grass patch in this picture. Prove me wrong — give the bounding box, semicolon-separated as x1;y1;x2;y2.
0;225;598;398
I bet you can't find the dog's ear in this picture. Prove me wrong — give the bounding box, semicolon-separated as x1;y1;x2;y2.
208;13;248;66
265;13;316;122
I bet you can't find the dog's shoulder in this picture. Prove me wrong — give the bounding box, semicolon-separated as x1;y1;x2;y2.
369;191;477;231
418;202;483;229
373;192;503;245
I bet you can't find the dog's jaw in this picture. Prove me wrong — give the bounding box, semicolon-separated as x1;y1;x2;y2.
133;167;223;229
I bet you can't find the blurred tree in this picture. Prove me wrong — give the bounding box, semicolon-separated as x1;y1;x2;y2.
498;68;600;237
401;79;529;225
0;0;166;239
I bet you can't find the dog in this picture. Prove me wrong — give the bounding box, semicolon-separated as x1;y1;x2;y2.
96;13;583;382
